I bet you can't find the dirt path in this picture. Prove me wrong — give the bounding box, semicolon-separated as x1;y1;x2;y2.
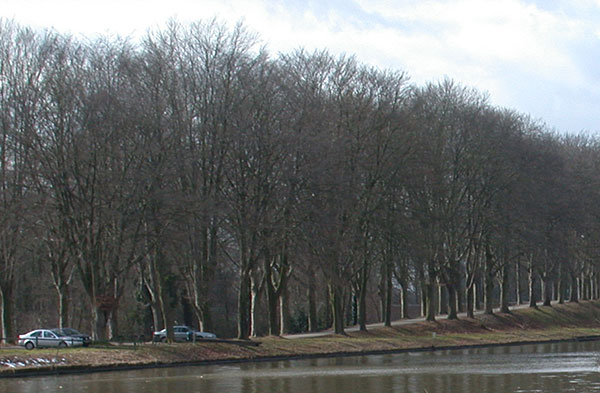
285;302;543;339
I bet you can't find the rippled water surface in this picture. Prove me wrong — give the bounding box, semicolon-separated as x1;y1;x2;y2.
2;341;600;393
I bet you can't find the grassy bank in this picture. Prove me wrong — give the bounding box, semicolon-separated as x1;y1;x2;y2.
2;300;600;377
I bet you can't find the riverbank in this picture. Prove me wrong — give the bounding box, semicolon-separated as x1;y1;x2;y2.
2;300;600;377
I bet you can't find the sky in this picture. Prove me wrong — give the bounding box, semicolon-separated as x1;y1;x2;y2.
2;0;599;134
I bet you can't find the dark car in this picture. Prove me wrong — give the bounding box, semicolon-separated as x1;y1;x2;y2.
51;328;92;347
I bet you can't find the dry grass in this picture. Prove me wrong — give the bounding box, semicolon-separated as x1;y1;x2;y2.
2;300;600;376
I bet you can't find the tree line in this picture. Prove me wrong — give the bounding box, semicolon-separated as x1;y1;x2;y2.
1;19;599;341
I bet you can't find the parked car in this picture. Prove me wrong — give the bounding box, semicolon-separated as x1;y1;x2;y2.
18;329;85;350
194;330;217;339
152;325;216;342
51;328;92;347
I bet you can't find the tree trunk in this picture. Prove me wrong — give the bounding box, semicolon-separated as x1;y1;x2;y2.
324;285;332;328
265;264;279;336
57;284;70;329
418;267;427;317
557;264;565;304
203;223;218;331
237;266;252;340
279;285;290;336
151;303;161;333
447;283;458;320
584;273;591;300
198;301;213;333
380;260;392;326
106;279;122;340
515;261;523;304
142;266;162;334
329;282;345;335
570;274;579;303
466;283;475;318
420;283;428;318
276;247;292;336
475;273;483;310
457;276;464;313
91;306;106;341
382;262;392;326
357;286;367;331
400;284;409;319
438;284;448;315
484;259;495;315
351;291;357;326
500;262;510;313
156;268;175;343
250;274;263;338
107;306;119;341
425;263;437;322
528;267;537;308
190;223;217;333
307;266;317;333
542;277;552;307
357;261;369;331
160;294;176;343
484;272;495;315
445;267;460;320
0;285;14;344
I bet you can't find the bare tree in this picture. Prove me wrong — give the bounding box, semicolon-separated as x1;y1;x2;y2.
0;20;45;340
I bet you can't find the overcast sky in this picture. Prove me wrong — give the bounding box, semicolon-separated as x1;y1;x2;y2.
2;0;599;134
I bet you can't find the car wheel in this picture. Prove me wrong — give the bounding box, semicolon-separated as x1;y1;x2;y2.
58;341;68;348
24;341;35;350
160;336;167;343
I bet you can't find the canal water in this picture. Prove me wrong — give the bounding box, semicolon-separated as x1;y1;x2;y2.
1;341;599;392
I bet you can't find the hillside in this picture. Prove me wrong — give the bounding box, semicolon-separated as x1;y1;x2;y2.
2;301;600;377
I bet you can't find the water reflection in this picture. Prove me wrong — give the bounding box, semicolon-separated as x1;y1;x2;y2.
0;341;600;393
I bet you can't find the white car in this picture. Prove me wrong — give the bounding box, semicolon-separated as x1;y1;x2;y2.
18;329;85;350
152;325;216;342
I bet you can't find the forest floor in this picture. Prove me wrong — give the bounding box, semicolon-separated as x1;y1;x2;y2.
2;300;600;377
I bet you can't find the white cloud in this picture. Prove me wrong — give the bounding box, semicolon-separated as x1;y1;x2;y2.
349;0;600;116
1;0;599;132
354;0;582;76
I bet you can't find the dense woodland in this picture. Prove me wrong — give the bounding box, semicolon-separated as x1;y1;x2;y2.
1;19;600;341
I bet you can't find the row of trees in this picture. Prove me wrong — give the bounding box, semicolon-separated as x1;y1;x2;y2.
1;19;600;341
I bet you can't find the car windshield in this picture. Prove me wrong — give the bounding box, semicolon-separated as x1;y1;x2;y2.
51;329;67;337
61;328;79;335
